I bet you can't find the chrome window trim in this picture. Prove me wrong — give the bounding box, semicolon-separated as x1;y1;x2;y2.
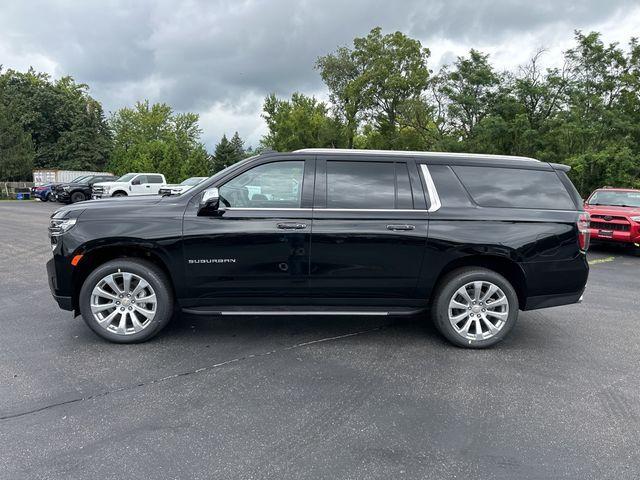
224;207;312;211
223;207;427;212
420;164;442;213
316;208;427;213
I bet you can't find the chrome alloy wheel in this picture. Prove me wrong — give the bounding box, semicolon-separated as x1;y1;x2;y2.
90;271;157;335
448;281;509;341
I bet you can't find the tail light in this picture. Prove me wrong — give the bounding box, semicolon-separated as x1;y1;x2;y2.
578;212;590;251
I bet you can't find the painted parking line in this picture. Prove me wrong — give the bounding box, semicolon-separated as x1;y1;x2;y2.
588;256;615;266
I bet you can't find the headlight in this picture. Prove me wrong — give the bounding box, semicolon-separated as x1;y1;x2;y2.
62;186;70;191
48;218;77;236
103;186;110;193
630;216;640;222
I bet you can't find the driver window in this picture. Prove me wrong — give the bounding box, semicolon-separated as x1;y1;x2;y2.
219;161;304;208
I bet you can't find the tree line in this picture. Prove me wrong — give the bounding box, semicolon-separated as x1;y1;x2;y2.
262;28;640;196
0;69;252;183
1;28;639;195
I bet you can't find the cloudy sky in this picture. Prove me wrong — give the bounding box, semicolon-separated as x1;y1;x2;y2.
1;0;638;149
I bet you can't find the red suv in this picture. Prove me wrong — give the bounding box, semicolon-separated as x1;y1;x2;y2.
584;187;640;251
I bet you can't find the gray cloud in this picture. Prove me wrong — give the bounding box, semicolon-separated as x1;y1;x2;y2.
0;0;637;148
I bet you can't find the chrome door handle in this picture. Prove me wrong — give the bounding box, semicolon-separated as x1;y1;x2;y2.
386;224;415;231
277;223;307;230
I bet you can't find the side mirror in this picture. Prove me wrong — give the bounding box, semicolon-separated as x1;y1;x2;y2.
198;187;222;216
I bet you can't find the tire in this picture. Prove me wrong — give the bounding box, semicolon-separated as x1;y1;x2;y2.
112;191;127;197
70;191;86;203
431;267;519;348
79;258;174;343
44;192;52;202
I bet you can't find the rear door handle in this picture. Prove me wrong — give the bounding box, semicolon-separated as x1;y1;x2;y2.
386;224;415;231
277;222;307;230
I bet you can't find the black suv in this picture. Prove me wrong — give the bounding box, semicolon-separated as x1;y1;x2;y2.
46;149;589;347
53;174;116;203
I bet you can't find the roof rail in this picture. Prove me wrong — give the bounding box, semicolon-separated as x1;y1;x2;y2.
293;148;539;162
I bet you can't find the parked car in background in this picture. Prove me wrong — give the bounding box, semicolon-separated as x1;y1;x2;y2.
33;169;111;186
584;187;640;252
53;174;117;203
47;149;589;348
158;176;208;196
91;173;167;199
32;173;100;201
31;184;55;201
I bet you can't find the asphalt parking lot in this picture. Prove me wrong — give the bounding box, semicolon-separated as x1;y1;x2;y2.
1;200;639;480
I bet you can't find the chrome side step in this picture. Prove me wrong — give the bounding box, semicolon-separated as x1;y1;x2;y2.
182;306;424;317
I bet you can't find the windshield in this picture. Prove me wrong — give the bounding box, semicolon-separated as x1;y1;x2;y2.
70;175;90;183
588;190;640;207
116;173;136;182
180;177;207;186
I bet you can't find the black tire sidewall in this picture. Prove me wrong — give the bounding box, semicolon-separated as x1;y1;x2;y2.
71;191;86;203
113;192;127;197
432;268;519;348
79;258;174;343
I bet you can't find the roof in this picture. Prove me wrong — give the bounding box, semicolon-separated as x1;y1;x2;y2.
293;148;540;163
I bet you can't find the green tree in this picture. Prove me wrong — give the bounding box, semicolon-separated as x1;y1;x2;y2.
317;27;430;148
212;134;236;173
261;92;346;151
230;131;246;161
0;102;34;181
438;49;501;140
0;68;111;171
108;101;209;182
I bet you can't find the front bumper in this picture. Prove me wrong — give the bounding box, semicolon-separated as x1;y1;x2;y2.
589;227;640;245
47;257;74;311
55;191;71;202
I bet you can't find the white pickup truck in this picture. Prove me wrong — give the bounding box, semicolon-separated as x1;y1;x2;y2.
92;173;167;199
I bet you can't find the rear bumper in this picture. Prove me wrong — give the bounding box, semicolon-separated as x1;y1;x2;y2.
520;255;589;311
523;291;584;310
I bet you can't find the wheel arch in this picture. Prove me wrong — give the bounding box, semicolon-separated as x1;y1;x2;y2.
111;190;128;196
433;254;528;308
71;243;176;314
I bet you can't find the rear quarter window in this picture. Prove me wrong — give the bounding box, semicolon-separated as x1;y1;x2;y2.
452;165;575;210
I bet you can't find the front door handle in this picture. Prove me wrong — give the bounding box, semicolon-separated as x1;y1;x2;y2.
277;222;307;230
386;224;415;231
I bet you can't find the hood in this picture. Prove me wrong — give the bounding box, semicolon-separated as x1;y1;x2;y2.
52;195;164;218
92;181;121;187
58;182;89;188
585;204;640;216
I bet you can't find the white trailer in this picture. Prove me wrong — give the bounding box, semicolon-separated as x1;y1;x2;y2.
32;169;113;186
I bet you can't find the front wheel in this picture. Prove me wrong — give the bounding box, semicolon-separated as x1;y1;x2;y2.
70;191;86;203
431;267;519;348
79;258;174;343
112;191;127;197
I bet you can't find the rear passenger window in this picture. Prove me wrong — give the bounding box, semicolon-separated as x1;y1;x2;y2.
452;166;575;210
148;175;164;184
326;161;413;209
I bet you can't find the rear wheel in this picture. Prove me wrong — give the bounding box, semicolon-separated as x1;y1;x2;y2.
79;258;174;343
70;191;86;203
431;267;519;348
44;192;52;202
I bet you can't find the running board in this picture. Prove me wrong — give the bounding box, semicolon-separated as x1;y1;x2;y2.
182;306;425;317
